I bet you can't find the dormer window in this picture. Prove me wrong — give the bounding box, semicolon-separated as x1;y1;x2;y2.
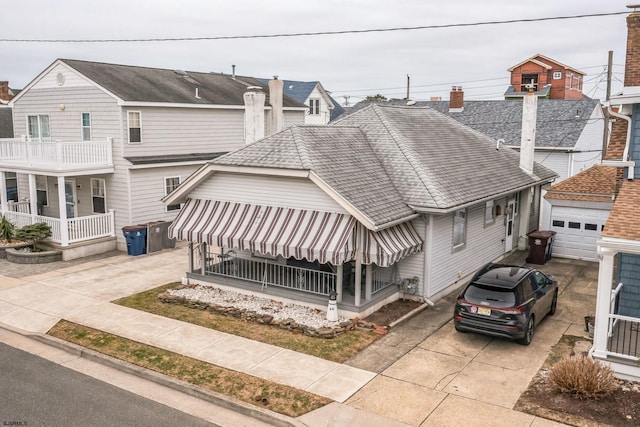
309;99;320;115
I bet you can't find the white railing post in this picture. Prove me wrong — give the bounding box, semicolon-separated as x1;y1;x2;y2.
108;209;116;237
57;176;69;246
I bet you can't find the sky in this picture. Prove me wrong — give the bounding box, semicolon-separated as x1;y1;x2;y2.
1;1;634;105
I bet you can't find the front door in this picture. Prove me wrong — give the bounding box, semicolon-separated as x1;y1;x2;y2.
64;179;77;219
505;199;515;252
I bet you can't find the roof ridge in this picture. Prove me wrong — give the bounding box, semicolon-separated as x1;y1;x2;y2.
290;126;314;170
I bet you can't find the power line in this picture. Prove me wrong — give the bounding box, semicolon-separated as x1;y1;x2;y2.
0;11;627;43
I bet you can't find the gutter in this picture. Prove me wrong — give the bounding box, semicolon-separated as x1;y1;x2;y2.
606;105;634;180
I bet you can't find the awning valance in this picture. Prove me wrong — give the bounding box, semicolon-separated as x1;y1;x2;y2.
169;199;423;267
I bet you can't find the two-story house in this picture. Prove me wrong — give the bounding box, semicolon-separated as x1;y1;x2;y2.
0;59;307;259
590;6;640;382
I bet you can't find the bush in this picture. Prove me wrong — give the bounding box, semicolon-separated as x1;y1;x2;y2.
550;355;618;399
0;215;15;242
14;222;52;251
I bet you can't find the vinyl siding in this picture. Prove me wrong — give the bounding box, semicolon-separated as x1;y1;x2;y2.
572;105;604;174
632;105;640;178
395;217;427;295
534;151;570;181
284;110;306;128
304;85;332;125
618;253;640;317
427;199;507;298
188;172;347;212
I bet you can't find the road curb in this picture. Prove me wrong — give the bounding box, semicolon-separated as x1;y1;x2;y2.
1;323;307;427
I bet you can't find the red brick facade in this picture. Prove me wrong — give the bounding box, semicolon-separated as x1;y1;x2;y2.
508;55;584;100
625;12;640;87
0;81;11;102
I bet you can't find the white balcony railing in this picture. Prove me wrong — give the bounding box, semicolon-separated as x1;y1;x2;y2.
2;210;115;246
0;138;113;170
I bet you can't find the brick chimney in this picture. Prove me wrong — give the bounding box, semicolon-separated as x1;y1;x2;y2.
0;81;10;102
449;86;464;112
243;86;265;144
625;7;640;87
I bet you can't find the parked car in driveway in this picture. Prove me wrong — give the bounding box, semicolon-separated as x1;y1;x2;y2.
453;263;558;345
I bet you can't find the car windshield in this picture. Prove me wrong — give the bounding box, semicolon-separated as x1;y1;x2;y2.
463;283;516;308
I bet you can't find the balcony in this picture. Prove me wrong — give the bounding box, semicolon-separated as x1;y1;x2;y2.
0;138;114;174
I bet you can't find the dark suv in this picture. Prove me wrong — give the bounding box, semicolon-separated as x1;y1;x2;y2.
453;263;558;345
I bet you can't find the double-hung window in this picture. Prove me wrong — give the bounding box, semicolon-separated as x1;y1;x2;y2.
452;208;467;249
309;99;320;115
127;111;141;143
5;172;18;202
27;114;50;141
91;178;106;214
484;200;495;226
165;177;181;211
81;113;92;141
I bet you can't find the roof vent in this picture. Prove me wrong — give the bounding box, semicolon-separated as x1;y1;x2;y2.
406;100;416;106
175;69;188;77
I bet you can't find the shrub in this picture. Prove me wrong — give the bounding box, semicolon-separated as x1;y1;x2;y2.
14;222;52;251
549;355;618;399
0;215;15;242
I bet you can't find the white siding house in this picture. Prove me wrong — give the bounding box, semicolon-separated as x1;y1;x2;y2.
0;59;306;259
163;105;556;318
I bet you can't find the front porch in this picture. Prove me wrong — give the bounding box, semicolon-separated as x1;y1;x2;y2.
184;243;412;318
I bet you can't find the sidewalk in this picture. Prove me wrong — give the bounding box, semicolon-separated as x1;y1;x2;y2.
0;246;594;426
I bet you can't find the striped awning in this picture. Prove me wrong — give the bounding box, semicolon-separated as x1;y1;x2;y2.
364;221;423;267
169;199;423;267
169;199;357;265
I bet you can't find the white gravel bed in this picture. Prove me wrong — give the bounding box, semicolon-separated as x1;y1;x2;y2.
169;284;347;329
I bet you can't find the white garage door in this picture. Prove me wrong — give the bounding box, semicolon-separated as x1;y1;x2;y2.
550;206;609;261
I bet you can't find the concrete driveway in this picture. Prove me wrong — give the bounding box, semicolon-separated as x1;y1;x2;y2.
322;252;597;427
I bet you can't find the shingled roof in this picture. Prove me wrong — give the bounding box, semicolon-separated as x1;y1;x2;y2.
59;59;306;108
544;164;618;203
211;104;557;225
341;98;601;149
603;180;640;240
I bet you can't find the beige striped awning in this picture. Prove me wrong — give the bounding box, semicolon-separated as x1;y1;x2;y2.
169;199;422;267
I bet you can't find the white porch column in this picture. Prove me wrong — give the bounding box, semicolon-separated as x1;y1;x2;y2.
354;223;363;306
365;264;373;300
57;176;69;246
592;248;616;358
28;174;37;217
336;264;343;303
0;171;7;212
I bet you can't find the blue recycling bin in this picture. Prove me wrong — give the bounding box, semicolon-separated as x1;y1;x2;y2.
122;225;147;256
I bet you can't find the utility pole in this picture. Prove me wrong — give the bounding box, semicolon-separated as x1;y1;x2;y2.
602;50;613;162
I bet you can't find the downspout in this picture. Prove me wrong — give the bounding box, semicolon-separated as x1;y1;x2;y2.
421;215;435;306
607;106;633;180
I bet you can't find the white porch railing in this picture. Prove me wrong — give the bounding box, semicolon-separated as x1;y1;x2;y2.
2;210;115;246
0;138;113;170
8;201;31;214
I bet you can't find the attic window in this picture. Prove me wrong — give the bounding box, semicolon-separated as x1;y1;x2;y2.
309;99;320;115
552;71;562;80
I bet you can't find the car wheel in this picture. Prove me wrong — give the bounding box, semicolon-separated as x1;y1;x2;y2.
519;317;535;346
549;290;558;315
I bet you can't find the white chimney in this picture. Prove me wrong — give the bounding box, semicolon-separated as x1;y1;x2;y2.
267;76;284;135
520;89;537;175
243;86;265;144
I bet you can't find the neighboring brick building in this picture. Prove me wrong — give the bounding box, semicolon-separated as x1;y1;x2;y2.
504;54;585;100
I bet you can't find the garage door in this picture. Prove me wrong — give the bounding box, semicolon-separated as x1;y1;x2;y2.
550;206;610;261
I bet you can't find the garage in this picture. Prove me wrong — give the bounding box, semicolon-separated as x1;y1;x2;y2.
549;206;610;261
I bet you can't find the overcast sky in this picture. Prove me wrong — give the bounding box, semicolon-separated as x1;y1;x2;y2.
1;1;633;105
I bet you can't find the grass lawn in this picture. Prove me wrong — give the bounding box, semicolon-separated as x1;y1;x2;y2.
48;320;331;417
113;283;381;363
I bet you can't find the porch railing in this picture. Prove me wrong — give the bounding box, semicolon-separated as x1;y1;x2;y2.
372;264;400;294
606;314;640;360
0;138;113;170
204;253;336;296
8;201;31;214
2;210;115;245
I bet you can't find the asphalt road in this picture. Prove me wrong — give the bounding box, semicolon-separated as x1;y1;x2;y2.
0;342;215;426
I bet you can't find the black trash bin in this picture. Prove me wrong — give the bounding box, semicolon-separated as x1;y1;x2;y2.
526;230;556;265
122;225;147;256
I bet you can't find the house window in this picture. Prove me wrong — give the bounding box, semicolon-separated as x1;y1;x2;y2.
91;178;106;214
552;71;562;80
309;99;320;115
27;114;50;141
127;111;141;143
81;113;92;142
5;172;18;202
484;200;495;226
521;74;538;91
36;175;48;208
452;209;467;249
568;222;581;229
165;176;181;211
514;192;520;215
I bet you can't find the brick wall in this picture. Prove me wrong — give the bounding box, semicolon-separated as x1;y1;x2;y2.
625;12;640;87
